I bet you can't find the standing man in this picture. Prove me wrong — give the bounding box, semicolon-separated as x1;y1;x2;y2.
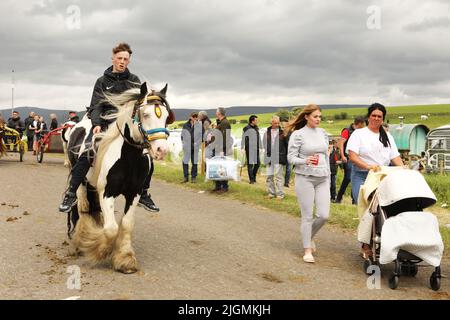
59;42;159;213
7;111;25;137
213;107;232;193
281;118;292;187
24;111;36;151
328;139;340;202
50;114;58;131
68;111;80;123
241;115;261;184
263;115;288;199
198;111;212;140
335;116;365;204
181;112;201;183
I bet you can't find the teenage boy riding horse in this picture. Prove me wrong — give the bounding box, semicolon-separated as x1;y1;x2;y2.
59;42;159;213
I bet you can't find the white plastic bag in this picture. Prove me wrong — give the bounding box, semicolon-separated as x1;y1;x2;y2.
205;156;241;181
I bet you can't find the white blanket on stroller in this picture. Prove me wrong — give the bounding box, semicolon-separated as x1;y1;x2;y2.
380;211;444;267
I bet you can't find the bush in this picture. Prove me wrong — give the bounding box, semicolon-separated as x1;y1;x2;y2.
340;112;348;120
276;109;291;122
240;119;247;124
229;119;237;124
291;106;303;116
334;114;342;120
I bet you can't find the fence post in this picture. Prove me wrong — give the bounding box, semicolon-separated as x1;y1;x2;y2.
439;158;444;175
201;142;206;175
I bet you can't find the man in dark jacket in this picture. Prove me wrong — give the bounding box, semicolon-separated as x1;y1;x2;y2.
212;107;232;193
68;111;80;123
263;115;288;199
50;114;58;131
241;115;260;184
7;111;25;136
329;139;341;202
24;111;36;151
59;43;158;213
181;112;201;183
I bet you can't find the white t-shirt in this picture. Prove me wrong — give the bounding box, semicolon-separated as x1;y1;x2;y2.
346;127;400;166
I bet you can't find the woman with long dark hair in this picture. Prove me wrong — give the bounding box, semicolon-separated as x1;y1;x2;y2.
347;103;404;258
347;103;403;202
286;104;330;263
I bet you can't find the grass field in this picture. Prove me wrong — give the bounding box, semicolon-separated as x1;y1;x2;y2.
172;104;450;136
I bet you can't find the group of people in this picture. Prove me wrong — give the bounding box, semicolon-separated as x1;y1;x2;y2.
242;114;291;199
2;41;400;267
181;108;232;193
2;110;81;155
287;103;403;263
179;103;403;263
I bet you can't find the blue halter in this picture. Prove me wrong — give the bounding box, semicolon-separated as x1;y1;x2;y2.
144;128;170;136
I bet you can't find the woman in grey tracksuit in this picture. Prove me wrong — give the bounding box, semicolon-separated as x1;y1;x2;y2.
286;104;330;263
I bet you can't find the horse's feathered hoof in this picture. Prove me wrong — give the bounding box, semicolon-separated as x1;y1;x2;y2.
112;251;139;274
118;266;138;274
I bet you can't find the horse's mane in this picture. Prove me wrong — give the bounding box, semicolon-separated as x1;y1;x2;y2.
91;88;143;186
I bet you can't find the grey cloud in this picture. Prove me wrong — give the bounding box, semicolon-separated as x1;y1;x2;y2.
404;16;450;32
1;0;450;109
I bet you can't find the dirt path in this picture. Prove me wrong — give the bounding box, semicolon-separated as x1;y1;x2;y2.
0;152;449;300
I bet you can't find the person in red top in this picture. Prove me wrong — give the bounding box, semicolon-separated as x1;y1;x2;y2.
328;139;341;201
335;116;365;204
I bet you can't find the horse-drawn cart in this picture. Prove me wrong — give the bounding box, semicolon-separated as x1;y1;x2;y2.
0;126;27;162
36;124;74;163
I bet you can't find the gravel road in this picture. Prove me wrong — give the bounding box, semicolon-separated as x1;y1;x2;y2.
0;152;448;300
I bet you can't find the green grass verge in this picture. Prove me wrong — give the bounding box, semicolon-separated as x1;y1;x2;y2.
154;161;449;256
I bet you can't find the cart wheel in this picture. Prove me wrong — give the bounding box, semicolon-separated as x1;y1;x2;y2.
37;143;44;163
19;143;24;162
430;273;441;291
388;274;399;290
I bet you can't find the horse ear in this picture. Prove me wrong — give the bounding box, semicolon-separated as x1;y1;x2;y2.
140;82;148;99
166;110;175;125
160;83;168;95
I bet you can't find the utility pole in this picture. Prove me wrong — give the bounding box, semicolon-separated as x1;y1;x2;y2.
11;69;15;114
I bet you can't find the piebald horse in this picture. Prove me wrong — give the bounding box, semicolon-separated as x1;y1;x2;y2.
66;83;174;273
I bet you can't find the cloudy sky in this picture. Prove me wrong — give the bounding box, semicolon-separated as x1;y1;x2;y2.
1;0;450;110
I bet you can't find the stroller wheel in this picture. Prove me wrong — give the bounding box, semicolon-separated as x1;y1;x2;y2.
388;274;399;290
430;273;441;291
410;264;418;277
363;259;373;275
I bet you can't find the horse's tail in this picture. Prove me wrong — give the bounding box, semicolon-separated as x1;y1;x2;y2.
72;213;116;264
0;139;6;157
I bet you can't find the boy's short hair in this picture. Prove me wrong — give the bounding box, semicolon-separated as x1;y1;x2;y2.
113;43;133;55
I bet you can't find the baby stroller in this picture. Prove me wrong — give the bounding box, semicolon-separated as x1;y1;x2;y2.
359;168;444;291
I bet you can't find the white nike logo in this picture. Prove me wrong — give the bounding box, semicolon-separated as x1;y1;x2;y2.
106;85;114;90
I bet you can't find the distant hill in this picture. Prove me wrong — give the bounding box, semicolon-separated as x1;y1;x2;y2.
0;104;370;123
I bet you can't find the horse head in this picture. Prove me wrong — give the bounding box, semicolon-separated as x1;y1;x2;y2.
133;82;175;160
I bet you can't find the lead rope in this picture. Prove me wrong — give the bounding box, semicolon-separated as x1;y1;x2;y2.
67;211;73;239
115;122;148;150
